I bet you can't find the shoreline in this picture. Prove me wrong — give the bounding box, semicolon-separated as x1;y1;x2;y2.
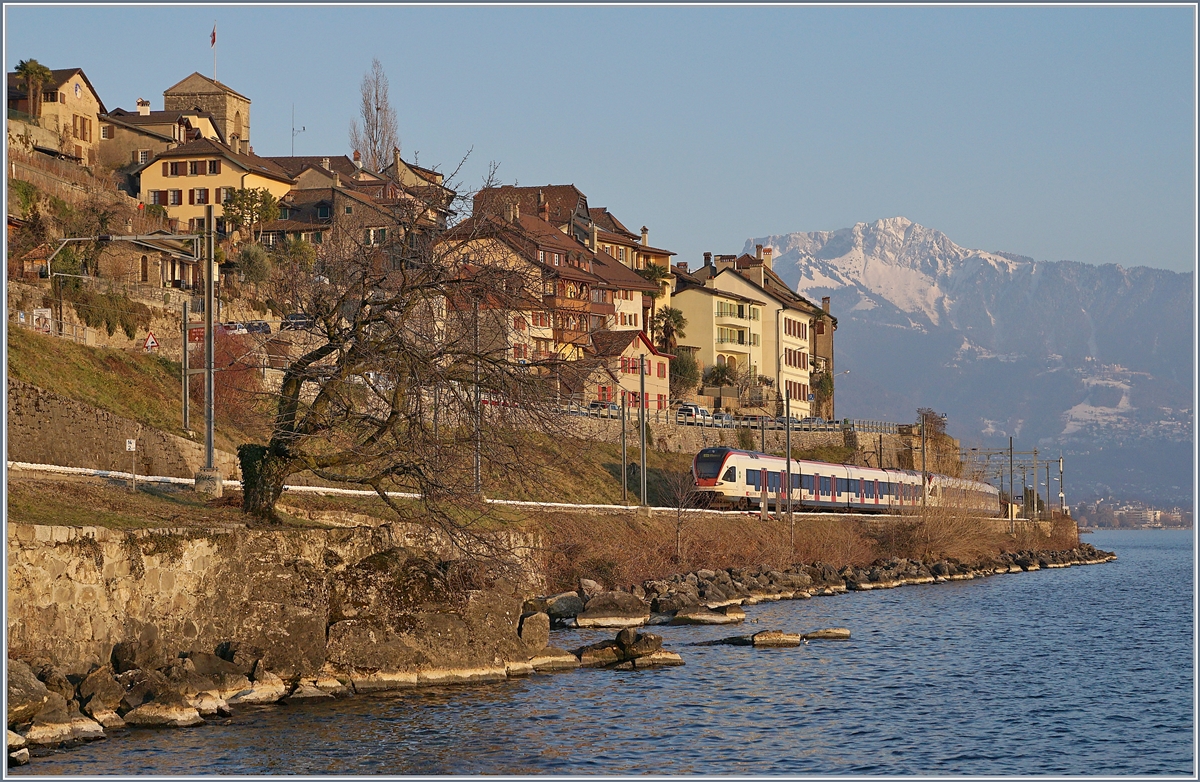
7;541;1115;768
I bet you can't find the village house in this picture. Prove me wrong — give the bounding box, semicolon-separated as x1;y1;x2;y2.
587;330;672;411
98;98;224;181
136;137;294;231
6;67;106;164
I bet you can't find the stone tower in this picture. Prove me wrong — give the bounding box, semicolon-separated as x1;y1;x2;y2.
163;73;251;154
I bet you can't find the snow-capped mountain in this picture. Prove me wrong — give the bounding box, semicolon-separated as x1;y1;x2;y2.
745;218;1194;504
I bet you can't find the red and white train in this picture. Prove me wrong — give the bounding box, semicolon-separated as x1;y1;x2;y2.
691;446;1000;515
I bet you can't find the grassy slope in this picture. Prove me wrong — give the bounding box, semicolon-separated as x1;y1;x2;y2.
7;327;260;455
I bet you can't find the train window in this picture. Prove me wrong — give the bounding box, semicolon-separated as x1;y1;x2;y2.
747;471;760;490
864;481;874;499
849;479;859;494
723;466;736;482
695;452;725;479
801;475;813;491
835;478;845;494
819;476;832;496
792;474;801;489
768;472;781;492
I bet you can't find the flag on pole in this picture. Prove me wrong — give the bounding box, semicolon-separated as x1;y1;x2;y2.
210;24;216;48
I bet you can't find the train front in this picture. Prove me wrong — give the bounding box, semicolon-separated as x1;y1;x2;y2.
692;447;734;507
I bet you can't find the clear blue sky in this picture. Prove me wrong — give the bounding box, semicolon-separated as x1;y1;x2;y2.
6;5;1196;273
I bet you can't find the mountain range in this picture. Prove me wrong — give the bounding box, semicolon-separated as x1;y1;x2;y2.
744;217;1193;505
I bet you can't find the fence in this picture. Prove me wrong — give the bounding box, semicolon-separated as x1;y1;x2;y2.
10;310;96;345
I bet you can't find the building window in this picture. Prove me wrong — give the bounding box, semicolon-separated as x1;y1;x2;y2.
168;161;184;176
553;253;560;266
657;362;666;378
207;159;221;174
100;124;113;139
189;161;201;176
42;91;58;103
345;206;354;215
169;189;182;206
317;205;330;219
618;247;625;262
312;231;323;245
816;321;825;335
513;316;526;331
538;250;545;262
191;188;209;205
149;190;167;205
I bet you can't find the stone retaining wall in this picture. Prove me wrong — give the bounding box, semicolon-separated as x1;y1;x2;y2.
6;379;240;480
6;522;540;678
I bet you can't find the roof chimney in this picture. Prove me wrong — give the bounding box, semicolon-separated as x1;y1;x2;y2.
640;226;648;246
591;222;599;252
703;252;713;267
675;261;689;273
393;146;400;177
353;150;362;169
762;246;773;270
822;296;830;313
755;244;763;261
513;200;520;221
321;157;330;171
136;98;151;116
538;189;549;222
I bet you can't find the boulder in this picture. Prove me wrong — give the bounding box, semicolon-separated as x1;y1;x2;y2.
78;666;124;714
7;659;49;728
575;591;650;629
616;630;663;659
574;641;623;668
752;631;802;648
578;578;604;602
528;647;580;672
190;692;231;717
7;748;29;767
112;634;165;674
228;669;289;705
803;627;851;641
214;641;265;677
183;651;246;678
517;612;550;653
24;693;105;745
117;670;173;715
6;730;25;751
283;681;333;702
123;699;204;728
651;592;697;614
37;666;76;704
631;650;684;668
670;605;740;625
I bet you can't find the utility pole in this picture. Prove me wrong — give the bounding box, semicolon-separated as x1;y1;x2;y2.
920;414;927;509
473;300;481;495
181;301;190;431
1009;436;1015;531
1032;448;1038;520
621;392;628;504
1059;455;1065;514
786;390;794;551
760;414;766;453
1046;463;1052;520
639;354;647;507
194;205;222;496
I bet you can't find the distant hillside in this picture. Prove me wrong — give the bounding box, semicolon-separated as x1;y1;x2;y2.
746;217;1194;504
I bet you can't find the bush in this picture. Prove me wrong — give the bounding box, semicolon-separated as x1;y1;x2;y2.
237;244;271;285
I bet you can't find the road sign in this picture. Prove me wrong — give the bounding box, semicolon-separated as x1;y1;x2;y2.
143;332;159;351
188;327;205;343
32;308;52;334
808;393;814;402
126;439;136;452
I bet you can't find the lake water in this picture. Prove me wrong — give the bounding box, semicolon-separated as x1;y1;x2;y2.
17;530;1194;775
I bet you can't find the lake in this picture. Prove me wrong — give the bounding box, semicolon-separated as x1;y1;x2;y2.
17;529;1194;775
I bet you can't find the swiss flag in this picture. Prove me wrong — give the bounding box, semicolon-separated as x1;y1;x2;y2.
210;25;216;48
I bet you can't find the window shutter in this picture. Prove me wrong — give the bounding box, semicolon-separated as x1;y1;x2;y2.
162;162;169;176
188;189;195;205
213;159;221;174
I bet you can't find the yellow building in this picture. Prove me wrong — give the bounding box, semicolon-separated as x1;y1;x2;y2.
137;138;294;231
6;67;106;164
671;275;766;381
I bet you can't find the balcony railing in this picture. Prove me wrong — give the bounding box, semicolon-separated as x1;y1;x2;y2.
8;108;40;127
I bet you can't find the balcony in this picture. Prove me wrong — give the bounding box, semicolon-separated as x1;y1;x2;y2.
542;294;589;312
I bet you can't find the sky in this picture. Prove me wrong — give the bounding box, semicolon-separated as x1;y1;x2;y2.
5;5;1197;273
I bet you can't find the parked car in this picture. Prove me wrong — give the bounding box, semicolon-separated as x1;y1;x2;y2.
281;313;314;330
737;414;772;429
222;322;248;335
775;416;804;430
676;404;714;426
246;320;271;335
798;417;827;430
712;412;735;428
588;401;621;418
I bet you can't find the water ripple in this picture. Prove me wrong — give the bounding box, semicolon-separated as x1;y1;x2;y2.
14;530;1193;775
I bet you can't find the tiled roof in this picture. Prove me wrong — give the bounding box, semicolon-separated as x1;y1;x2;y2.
591;250;659;293
588;329;665;359
474;184;588;227
7;67;107;113
588;207;638;239
152;138;293;182
265;155;360;179
103;107;225;143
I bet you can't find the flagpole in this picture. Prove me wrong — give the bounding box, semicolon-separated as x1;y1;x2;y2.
212;22;217;80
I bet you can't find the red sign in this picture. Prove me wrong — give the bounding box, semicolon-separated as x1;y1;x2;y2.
188;327;205;343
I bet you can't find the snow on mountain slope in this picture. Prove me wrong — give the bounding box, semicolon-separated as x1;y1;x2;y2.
742;218;1194;504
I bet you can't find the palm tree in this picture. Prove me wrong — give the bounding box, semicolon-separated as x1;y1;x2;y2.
651;306;686;353
15;59;53;121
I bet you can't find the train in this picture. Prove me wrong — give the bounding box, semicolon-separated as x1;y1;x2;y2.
691;446;1001;515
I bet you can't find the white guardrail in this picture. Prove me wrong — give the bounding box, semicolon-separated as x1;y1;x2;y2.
6;461;914;520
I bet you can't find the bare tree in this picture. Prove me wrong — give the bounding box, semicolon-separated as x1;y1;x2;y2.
238;164;591;563
348;58;399;173
662;468;700;563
